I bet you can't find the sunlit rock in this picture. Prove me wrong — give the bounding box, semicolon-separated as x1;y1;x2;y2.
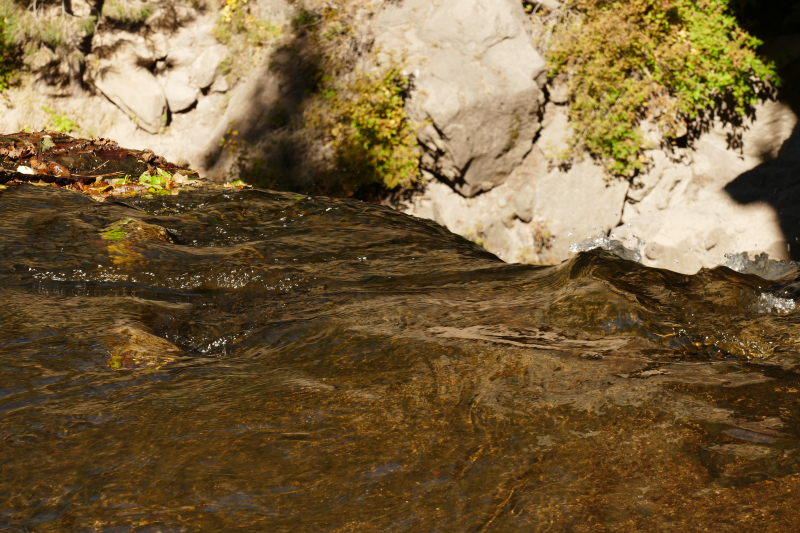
376;0;546;197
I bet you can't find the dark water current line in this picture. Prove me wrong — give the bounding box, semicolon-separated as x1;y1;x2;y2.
3;183;800;531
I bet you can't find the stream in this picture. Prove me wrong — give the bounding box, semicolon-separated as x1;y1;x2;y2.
2;183;800;531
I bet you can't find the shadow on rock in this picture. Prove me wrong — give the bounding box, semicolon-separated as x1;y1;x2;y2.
725;54;800;261
198;17;329;194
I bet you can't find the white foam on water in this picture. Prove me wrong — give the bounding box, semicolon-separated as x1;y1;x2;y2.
755;293;796;315
724;252;799;280
569;235;645;263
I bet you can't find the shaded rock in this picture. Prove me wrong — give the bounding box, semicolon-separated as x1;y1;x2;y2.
210;74;229;93
611;99;798;272
257;0;295;26
163;70;199;113
724;124;800;262
147;32;169;61
93;61;167;134
92;32;158;68
200;54;283;173
376;0;546;197
741;99;796;160
190;47;224;90
33;70;72;97
547;76;569;105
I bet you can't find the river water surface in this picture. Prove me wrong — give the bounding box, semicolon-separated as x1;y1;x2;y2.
3;183;800;531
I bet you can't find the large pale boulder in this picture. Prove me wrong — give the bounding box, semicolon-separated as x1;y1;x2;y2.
400;102;628;264
702;99;797;161
94;66;166;134
163;70;199;113
189;47;224;90
533;160;629;258
376;0;547;197
91;42;167;134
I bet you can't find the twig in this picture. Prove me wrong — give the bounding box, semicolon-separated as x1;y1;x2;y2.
72;170;125;178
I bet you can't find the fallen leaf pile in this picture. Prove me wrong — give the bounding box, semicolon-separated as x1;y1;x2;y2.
0;130;226;199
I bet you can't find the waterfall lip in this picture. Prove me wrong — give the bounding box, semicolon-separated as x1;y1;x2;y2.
569;235;645;263
723;251;800;281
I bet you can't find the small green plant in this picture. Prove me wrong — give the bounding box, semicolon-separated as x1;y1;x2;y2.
101;0;152;24
221;1;420;196
138;168;173;194
102;218;132;240
42;105;80;133
292;7;317;32
547;0;779;176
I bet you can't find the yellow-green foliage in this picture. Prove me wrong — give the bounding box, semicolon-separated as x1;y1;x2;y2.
101;0;153;24
548;0;779;176
217;0;419;194
296;2;420;192
214;0;280;81
305;67;420;191
0;7;15;91
215;0;280;44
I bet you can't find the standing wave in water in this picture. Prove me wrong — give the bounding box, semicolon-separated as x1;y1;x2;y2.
3;183;800;531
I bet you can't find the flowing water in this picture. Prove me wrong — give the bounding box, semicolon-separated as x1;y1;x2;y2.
3;183;800;532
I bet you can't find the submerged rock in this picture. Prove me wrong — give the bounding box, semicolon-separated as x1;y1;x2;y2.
107;323;183;370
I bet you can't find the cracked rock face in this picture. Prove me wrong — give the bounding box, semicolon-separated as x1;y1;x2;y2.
376;0;546;197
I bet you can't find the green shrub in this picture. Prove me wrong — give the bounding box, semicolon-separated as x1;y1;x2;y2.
0;1;95;85
101;0;153;24
292;1;420;193
547;0;779;176
0;9;15;91
304;66;420;191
